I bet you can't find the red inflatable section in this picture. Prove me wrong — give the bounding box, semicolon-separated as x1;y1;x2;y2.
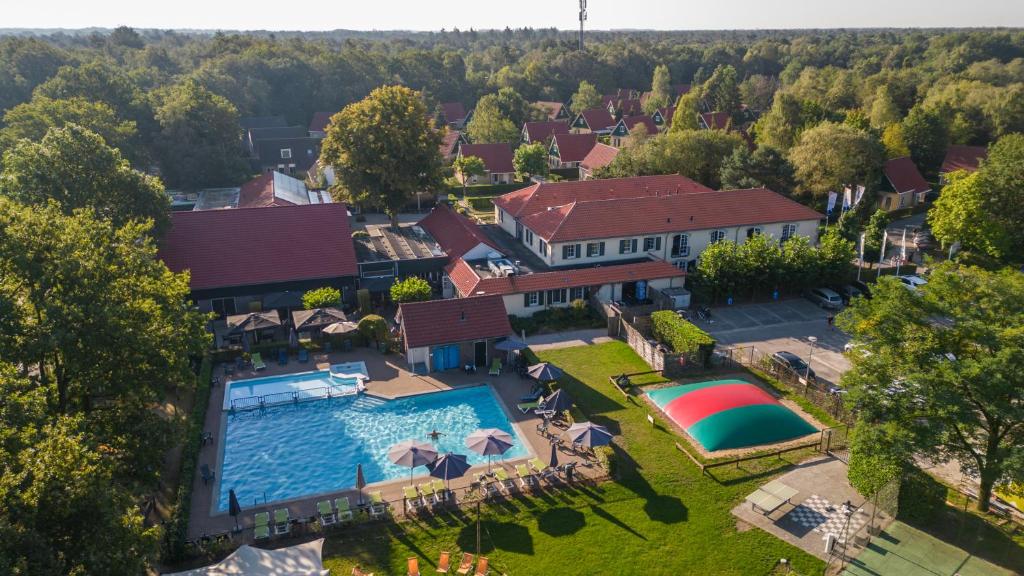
663;383;778;429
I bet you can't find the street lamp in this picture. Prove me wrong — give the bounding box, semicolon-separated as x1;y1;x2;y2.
807;336;818;381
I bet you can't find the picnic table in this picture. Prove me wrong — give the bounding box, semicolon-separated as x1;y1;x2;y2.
746;479;799;515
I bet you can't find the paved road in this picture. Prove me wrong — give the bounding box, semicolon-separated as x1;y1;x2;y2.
702;299;852;388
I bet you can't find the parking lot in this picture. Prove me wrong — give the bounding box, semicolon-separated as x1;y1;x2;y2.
700;299;852;388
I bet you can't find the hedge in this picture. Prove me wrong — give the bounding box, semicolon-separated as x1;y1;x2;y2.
161;354;213;562
650;310;715;354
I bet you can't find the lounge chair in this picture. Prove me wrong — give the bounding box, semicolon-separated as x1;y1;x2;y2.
494;468;516;492
254;511;270;540
516;463;537;488
519;385;545;402
200;463;215;484
474;473;498;498
528;457;547;474
488;358;501;376
474;556;489;576
273;508;291;535
335;496;354;523
352;566;374;576
278;348;288;365
435;551;451;574
407;557;421;576
455;553;474;575
298;348;309;363
431;479;449;503
251;352;267;371
317;500;337;526
404;485;423;512
369;491;388;518
419;482;439;506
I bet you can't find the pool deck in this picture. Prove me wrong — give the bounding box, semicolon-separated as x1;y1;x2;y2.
187;347;599;540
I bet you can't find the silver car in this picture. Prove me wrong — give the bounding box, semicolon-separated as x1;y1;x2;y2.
806;287;843;310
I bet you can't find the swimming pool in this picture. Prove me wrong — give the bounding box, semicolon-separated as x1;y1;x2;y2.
223;362;368;410
216;385;528;511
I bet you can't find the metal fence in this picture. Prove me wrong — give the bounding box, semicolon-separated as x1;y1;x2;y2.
229;384;358;411
824;473;901;574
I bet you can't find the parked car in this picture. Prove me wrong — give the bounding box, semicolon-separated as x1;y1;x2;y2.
805;287;844;309
771;351;816;380
837;284;865;305
850;280;872;299
897;275;928;292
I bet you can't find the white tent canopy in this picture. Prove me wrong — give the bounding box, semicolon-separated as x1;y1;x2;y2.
164;538;327;576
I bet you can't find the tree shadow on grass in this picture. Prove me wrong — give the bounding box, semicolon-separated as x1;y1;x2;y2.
589;504;648;540
610;442;687;525
537;506;586;536
456;519;534;555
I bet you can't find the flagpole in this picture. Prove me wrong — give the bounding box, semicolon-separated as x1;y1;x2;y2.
877;230;888;279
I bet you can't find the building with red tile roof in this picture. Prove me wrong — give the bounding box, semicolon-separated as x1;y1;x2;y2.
418;203;501;260
652;106;676;129
533;101;571;121
879;156;933;212
941;145;987;176
457;143;515;184
439;129;465;163
607;98;643;118
308;111;333;137
158;204;358;315
610;115;658;147
579;143;620;180
440;102;470;129
522;121;570;144
548;133;598;168
570;108;617;134
398;295;512;372
699;111;732;131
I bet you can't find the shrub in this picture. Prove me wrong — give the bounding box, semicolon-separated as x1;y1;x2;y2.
650;310;715;355
358;314;388;344
509;303;604;335
390;276;431;303
351;230;369;238
302;286;341;309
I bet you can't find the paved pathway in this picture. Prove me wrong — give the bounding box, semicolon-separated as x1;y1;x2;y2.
527;329;613;351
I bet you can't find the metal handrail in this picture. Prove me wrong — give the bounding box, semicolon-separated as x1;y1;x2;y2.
230;384;359;411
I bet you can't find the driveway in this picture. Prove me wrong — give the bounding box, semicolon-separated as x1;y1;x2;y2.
701;299;852;389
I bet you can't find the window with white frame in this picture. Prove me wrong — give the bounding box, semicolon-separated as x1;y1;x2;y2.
539;240;548;256
670;234;689;257
586;242;605;257
498;210;504;223
710;229;727;243
280;148;293;159
781;223;798;242
527;291;540;306
525;229;534;245
548;288;567;304
562;243;578;259
618;238;638;254
569;287;585;301
643;236;661;252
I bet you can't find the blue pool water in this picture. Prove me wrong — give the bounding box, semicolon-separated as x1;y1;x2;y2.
216;385;528;511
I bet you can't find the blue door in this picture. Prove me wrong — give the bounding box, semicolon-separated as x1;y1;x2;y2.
447;345;461;370
432;347;446;371
431;345;462;371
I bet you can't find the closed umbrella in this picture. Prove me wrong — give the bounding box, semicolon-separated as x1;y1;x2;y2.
528;362;564;382
388;440;438;482
241;331;251;353
548;442;559;470
465;428;514;472
428;452;472;492
565;422;614;448
228;488;242;532
288;328;299;349
542;388;574;413
356;464;366;506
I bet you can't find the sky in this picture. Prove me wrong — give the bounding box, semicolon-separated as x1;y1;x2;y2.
3;0;1024;31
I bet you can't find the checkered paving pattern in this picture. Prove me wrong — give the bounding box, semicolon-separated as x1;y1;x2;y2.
785;494;869;542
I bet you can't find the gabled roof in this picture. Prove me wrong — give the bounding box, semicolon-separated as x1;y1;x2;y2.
493;174;713;219
237;172;313;209
941;145;987;174
523;121;570;143
159;204;358;291
459;143;515;174
884;157;932;194
534;101;569;120
550;133;598;163
439;129;464;157
240;116;287;130
418;204;498;258
308;111;333;134
440;102;468;123
253;137;322;171
519;187;824;243
248;125;308;141
448;259;685;298
655;106;676;126
615;115;658;136
699;112;731;131
399;295;512;348
572;108;616;132
613;99;644;117
579;143;620;172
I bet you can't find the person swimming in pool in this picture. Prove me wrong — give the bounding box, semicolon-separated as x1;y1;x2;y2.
427;429;445;441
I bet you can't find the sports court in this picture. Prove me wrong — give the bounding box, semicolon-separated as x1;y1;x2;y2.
841;521;1014;576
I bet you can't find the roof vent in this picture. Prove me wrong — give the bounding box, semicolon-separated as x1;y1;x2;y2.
690;215;694;222
667;217;671;223
460;311;466;321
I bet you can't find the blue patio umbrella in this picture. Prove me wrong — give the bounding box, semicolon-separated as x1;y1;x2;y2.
428;452;472;491
356;463;366;506
388;440;438;482
528;362;564;383
465;428;514;472
565;422;614;448
542;388;574;413
495;336;528;363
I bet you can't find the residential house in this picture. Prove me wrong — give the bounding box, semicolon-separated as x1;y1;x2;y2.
698;111;731;131
252;137;322;175
639;85;692;110
493;176;822;270
880;156;932;211
533;101;571;121
603;89;641;103
193;171;331;211
651;106;676;129
570;108;617;135
606;98;643;119
457;143;515;184
398;295;512;373
308;111;333;138
240;116;287;131
353;223;448;297
940;145;987;183
548;133;598;169
439;129;466;163
244;125;309;155
609;115;658;147
418;203;502;261
522;121;570;144
440;102;470;130
158;203;358;319
578;143;620;180
445;257;685;317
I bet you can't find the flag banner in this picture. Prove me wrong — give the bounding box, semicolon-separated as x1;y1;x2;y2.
900;228;907;259
854;185;865;206
842;186;852;210
879;231;888;264
826;191;838;214
859;233;865;265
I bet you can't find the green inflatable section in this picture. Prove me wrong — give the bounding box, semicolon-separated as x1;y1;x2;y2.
687;404;819;451
646;379;749;408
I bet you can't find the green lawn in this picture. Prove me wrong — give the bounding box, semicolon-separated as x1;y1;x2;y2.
321;342;825;575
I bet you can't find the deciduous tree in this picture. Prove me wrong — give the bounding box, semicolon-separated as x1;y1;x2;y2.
452;155;486;195
790;121;884;199
302;286;342;309
643;64;672;115
513;142;548;180
390;276;432;303
901;105;949;178
0;96;137;158
570;80;601;114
